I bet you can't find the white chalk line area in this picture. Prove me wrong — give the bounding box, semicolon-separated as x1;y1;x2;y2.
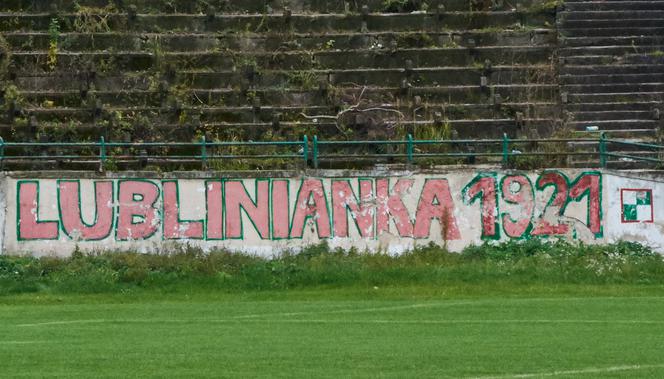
471;364;664;378
15;301;471;327
17;318;664;327
230;301;473;319
14;296;664;327
0;340;52;344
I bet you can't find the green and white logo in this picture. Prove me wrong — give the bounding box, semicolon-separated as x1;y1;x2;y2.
621;189;653;223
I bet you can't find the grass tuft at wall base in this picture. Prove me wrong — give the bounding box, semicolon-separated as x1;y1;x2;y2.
1;240;663;296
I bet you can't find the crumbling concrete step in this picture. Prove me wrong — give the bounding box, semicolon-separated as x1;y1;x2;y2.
561;27;664;37
3;30;557;52
572;129;657;139
15;92;558;120
0;0;487;14
560;10;664;20
0;12;543;34
10;65;553;91
14;83;556;109
560;64;664;75
9;46;555;72
182;67;553;89
562;19;664;28
562;36;664;47
564;54;664;65
569;119;659;130
569;92;664;103
564;1;664;11
566;102;661;112
563;83;664;93
560;45;664;57
560;73;664;85
572;110;656;121
0;118;556;141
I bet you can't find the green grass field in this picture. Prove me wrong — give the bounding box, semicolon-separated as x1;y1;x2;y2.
2;286;664;378
2;241;664;377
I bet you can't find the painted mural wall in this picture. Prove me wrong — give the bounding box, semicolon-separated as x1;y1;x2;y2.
2;169;663;256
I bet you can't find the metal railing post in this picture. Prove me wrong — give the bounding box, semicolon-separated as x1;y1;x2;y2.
200;135;208;170
0;137;4;171
99;136;106;172
502;133;509;167
303;135;308;168
599;132;607;168
407;134;413;164
313;135;319;169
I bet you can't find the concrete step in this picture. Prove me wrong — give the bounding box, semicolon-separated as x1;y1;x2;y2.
12;83;557;108
560;45;664;57
0;0;496;14
560;64;664;75
569;92;664;103
15;92;559;119
562;36;664;48
0;118;557;141
562;18;664;28
560;10;664;20
561;27;664;37
564;2;664;12
564;53;664;66
560;73;664;85
9;46;555;72
185;67;554;89
3;29;557;53
571;110;656;121
569;119;659;131
571;129;657;138
563;82;664;93
0;12;546;34
566;102;661;112
10;65;554;91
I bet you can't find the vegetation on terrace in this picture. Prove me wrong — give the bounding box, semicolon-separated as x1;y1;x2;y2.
0;0;560;168
1;0;663;170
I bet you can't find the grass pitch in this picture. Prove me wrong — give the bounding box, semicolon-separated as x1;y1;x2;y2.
2;286;664;378
2;241;664;377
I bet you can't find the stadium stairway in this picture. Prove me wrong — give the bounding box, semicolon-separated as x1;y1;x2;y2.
559;0;664;167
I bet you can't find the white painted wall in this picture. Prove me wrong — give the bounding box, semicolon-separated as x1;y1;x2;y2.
2;169;663;256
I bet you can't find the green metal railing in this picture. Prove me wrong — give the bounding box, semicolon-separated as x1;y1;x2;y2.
0;134;662;170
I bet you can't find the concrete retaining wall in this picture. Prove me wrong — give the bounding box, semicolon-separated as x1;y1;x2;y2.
3;168;664;256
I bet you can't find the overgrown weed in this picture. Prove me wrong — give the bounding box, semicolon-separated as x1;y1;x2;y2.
0;240;662;295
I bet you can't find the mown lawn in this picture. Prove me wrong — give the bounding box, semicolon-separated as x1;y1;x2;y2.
1;286;664;378
2;240;664;377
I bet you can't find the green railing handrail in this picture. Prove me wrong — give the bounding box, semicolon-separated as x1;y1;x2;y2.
0;136;662;169
502;133;509;167
313;135;319;169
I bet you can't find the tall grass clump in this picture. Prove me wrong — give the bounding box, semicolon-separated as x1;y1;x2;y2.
0;240;663;296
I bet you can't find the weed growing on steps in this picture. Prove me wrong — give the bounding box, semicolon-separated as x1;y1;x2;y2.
0;34;10;76
0;240;662;295
47;18;60;71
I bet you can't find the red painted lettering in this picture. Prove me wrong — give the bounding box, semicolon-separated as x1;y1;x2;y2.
290;179;331;238
116;180;160;240
376;179;415;237
413;179;461;239
332;180;374;238
163;181;204;239
17;181;59;240
58;181;113;240
224;180;270;239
